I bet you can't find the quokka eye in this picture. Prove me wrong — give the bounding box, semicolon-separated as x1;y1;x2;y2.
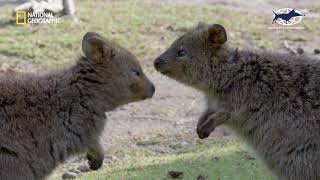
177;49;188;58
132;70;141;77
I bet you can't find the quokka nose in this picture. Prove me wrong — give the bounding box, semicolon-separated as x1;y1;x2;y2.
154;58;166;68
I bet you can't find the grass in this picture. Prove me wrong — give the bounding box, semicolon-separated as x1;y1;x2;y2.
1;0;319;70
52;140;274;180
90;141;274;180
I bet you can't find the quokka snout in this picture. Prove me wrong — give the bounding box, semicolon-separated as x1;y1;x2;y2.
0;32;154;180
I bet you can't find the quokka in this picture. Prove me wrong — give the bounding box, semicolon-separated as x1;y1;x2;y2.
154;23;320;180
0;32;155;180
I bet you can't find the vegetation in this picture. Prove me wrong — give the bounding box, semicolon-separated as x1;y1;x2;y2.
1;0;318;70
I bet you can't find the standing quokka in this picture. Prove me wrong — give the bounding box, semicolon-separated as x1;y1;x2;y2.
0;32;155;180
154;23;320;180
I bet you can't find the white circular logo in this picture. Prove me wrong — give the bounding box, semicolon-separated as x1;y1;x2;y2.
273;8;304;26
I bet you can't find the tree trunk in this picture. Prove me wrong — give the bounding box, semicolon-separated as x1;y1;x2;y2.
63;0;75;16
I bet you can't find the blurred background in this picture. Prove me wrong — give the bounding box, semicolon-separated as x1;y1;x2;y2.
0;0;319;179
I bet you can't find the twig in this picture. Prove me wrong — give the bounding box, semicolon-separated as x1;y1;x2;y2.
282;40;297;55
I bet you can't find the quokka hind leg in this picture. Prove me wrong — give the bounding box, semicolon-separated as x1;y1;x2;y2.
0;154;35;180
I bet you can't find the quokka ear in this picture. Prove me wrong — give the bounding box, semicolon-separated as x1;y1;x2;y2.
82;32;113;64
208;24;227;45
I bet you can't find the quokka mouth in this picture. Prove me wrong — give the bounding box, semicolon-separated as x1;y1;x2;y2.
156;66;168;73
154;61;171;75
154;66;169;75
154;64;166;72
160;70;170;75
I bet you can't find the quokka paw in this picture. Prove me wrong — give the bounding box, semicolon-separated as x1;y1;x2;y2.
197;112;215;139
197;125;212;139
86;154;103;170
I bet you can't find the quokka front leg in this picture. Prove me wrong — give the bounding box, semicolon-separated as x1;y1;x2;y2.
197;110;231;139
86;142;104;170
197;98;216;128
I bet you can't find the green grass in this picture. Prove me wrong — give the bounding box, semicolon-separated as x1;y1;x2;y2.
68;140;274;180
80;141;272;180
1;0;319;70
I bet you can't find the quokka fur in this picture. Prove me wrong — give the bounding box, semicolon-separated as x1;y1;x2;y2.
0;32;154;180
154;23;320;180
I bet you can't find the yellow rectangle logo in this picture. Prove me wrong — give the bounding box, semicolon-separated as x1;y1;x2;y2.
16;11;27;25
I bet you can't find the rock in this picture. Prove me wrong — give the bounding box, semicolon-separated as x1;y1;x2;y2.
173;121;183;127
169;143;183;150
69;168;81;174
76;165;91;173
296;47;304;55
150;146;168;154
212;156;220;162
166;25;175;32
104;155;113;160
168;170;183;179
136;140;160;146
104;155;114;164
62;172;77;179
242;154;255;160
36;42;46;48
197;175;207;180
314;49;320;54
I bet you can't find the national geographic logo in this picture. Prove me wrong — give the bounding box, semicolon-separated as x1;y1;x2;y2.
16;11;27;25
15;11;62;25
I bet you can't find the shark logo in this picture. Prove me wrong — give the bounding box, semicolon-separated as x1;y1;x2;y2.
272;8;305;26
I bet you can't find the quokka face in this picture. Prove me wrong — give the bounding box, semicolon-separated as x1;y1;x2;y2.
83;32;155;104
153;23;227;88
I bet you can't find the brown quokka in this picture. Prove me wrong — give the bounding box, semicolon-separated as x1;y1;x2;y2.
0;32;155;180
154;23;320;180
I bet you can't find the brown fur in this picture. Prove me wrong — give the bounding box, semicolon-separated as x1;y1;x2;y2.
0;32;155;180
154;23;320;180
